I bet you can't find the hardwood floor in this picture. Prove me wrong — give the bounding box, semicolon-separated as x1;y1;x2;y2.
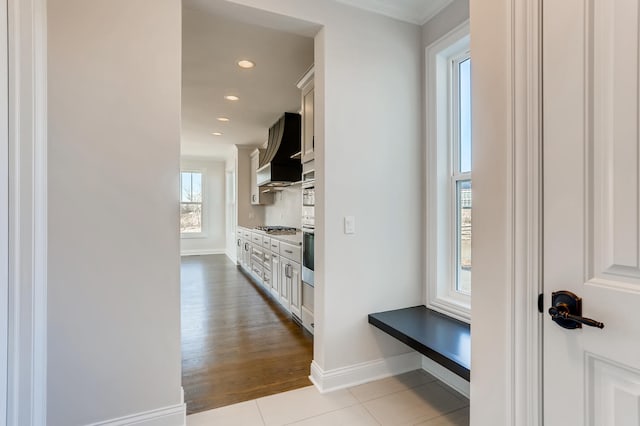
181;254;313;415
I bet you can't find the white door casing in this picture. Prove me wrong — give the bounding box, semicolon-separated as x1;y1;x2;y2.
1;0;8;423
6;0;47;424
543;0;640;424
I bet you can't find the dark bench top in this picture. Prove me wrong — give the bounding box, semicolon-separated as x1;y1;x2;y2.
368;305;470;381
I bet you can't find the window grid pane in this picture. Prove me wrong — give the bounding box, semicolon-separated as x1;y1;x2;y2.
456;180;472;294
458;57;472;174
180;171;203;233
180;203;202;233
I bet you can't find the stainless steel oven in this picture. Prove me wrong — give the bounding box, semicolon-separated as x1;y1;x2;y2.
302;228;314;286
302;181;315;286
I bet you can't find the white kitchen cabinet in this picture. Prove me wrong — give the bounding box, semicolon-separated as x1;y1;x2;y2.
242;238;251;270
236;231;242;265
263;264;271;292
280;258;301;319
297;67;314;164
289;261;301;320
279;241;302;317
271;254;280;299
279;260;291;309
236;227;303;319
250;244;263;280
250;149;272;205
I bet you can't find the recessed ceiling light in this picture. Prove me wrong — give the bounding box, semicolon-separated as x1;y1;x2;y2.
237;60;255;69
217;117;230;122
212;132;223;136
224;95;239;101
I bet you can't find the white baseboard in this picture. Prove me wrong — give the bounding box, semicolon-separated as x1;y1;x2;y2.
88;388;186;426
309;352;421;393
180;249;225;257
225;250;237;264
421;356;470;399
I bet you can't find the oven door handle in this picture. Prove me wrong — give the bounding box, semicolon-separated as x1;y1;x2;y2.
302;226;315;234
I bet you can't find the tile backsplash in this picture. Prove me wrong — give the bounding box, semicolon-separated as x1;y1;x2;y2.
264;186;302;228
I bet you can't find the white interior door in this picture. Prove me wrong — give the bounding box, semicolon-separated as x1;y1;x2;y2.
543;0;640;424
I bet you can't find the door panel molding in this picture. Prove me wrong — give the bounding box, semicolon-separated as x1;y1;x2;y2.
587;353;640;426
587;0;640;287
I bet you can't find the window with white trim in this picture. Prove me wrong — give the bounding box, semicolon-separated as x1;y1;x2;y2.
426;22;471;322
180;171;204;236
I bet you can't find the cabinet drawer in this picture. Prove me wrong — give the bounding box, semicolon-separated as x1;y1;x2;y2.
243;230;251;239
263;251;272;270
262;236;271;249
252;233;263;244
280;242;301;262
236;229;243;237
251;264;263;280
269;239;280;252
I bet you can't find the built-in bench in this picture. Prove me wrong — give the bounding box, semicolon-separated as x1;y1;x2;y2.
368;305;470;381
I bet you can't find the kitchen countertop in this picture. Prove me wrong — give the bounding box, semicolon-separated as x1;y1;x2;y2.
238;225;302;246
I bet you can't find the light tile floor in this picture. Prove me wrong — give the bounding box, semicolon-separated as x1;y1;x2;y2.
186;369;469;426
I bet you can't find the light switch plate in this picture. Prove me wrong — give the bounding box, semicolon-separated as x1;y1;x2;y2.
344;216;355;234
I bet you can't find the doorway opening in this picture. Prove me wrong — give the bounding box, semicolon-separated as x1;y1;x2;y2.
179;0;321;414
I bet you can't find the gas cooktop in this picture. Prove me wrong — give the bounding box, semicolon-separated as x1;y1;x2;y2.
254;226;298;235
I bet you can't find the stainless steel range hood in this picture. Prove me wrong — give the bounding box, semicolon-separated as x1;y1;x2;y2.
256;112;302;187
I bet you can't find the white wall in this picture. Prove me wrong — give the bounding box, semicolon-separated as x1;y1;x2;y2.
47;0;183;424
236;146;265;227
223;0;423;383
180;157;227;256
422;0;469;46
264;186;302;228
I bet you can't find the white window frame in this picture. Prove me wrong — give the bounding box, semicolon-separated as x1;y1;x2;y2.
425;21;471;323
180;169;207;239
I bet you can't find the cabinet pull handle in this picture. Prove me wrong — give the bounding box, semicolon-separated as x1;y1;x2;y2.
285;250;293;254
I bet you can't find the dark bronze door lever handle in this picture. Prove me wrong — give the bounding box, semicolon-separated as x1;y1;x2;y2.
548;305;604;329
548;290;605;330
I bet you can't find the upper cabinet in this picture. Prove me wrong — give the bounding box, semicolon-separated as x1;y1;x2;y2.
250;149;272;205
297;66;315;164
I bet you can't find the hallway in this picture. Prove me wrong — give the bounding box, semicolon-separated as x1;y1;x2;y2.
181;254;314;415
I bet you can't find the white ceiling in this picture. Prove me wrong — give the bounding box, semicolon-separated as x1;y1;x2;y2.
335;0;454;25
181;1;315;159
181;0;452;159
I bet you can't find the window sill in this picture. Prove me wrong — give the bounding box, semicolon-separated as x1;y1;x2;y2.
427;297;470;324
181;233;208;239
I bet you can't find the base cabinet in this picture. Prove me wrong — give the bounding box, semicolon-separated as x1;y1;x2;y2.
289;261;301;320
236;227;302;320
271;255;281;298
242;241;251;269
279;260;290;309
236;235;242;264
281;259;301;319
